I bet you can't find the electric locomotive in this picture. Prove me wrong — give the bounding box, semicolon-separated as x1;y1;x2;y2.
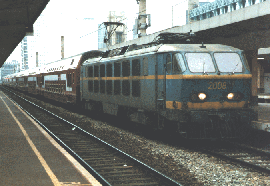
80;42;256;139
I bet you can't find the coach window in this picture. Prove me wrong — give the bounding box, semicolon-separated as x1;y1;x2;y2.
114;62;121;77
106;64;112;77
72;72;75;84
172;53;186;74
94;65;99;77
143;57;148;76
88;66;93;77
166;54;172;74
100;64;105;77
67;73;71;87
132;59;140;76
122;61;130;77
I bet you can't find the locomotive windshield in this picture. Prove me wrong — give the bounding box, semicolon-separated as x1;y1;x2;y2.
214;53;243;72
185;53;215;73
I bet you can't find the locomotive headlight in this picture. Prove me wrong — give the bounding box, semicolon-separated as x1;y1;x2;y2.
227;93;234;100
198;93;207;100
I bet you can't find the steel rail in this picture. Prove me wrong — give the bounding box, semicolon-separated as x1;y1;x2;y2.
201;141;270;175
2;87;183;186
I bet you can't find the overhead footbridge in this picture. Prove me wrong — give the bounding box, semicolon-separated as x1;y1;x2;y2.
103;0;270;104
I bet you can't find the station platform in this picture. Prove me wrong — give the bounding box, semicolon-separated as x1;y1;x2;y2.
251;103;270;132
0;90;101;186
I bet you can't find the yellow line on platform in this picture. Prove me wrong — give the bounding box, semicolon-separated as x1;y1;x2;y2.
1;91;101;186
0;95;61;186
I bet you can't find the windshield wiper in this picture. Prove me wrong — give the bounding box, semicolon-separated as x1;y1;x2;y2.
202;62;208;75
232;61;240;74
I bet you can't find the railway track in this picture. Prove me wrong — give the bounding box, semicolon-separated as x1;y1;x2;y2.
2;87;182;186
201;140;270;175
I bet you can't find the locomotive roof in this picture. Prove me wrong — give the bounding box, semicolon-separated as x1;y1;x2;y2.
82;44;241;65
157;44;241;53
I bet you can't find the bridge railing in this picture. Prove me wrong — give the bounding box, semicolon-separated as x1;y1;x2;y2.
189;0;266;21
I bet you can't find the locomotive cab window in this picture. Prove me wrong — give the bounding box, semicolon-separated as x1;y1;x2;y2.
214;53;243;73
172;53;186;74
185;53;215;73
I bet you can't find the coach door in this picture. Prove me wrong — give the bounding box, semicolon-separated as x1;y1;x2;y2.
156;54;166;111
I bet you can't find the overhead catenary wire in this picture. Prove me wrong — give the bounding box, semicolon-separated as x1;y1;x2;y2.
80;0;190;39
79;8;147;39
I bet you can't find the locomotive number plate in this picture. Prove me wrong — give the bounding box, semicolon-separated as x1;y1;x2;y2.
208;82;226;90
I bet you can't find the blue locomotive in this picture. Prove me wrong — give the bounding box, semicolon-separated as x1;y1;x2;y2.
3;32;257;139
80;43;257;139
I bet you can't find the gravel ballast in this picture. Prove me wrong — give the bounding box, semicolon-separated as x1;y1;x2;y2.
7;90;270;186
43;102;270;186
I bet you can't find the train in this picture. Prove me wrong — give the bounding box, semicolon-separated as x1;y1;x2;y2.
2;34;257;139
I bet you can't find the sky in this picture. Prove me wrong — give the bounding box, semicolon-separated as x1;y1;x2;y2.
6;0;200;64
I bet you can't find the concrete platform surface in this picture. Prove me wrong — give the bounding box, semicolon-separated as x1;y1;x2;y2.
0;90;101;186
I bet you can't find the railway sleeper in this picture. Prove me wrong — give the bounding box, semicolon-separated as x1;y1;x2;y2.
99;169;134;175
75;147;109;151
102;176;157;183
82;156;121;161
111;178;159;184
91;163;132;168
84;151;119;157
94;165;136;170
88;158;129;163
82;155;121;160
104;173;148;178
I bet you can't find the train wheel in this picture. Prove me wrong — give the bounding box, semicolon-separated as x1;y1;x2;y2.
176;122;188;138
157;114;166;131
